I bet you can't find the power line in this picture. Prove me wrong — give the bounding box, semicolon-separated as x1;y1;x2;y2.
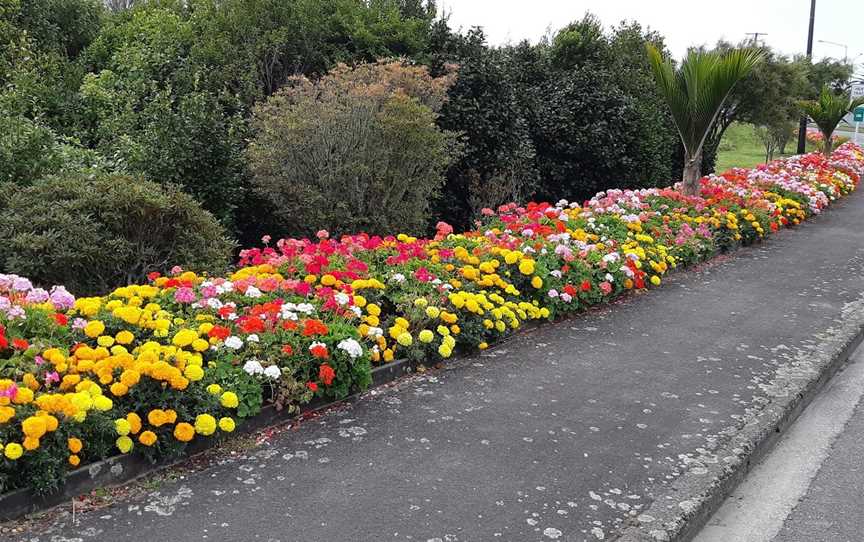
745;32;768;46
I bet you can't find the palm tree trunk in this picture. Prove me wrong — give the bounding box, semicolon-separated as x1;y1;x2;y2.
682;147;703;196
822;132;833;157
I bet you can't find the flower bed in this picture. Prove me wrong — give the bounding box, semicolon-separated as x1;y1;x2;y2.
0;144;862;498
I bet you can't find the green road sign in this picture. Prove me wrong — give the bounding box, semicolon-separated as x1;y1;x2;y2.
855;106;864;123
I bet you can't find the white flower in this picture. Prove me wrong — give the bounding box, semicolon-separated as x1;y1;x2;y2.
337;338;363;359
263;365;282;379
245;286;262;298
550;270;563;278
242;359;264;375
225;336;243;350
605;273;615;283
334;292;350;305
548;289;559;298
390;273;406;283
207;298;223;309
296;303;315;314
367;326;383;337
561;293;573;303
246;334;260;343
350;306;362;317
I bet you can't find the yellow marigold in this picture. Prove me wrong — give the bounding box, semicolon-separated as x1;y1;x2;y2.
4;442;23;459
191;338;209;352
425;306;440;319
650;276;661;286
138;430;157;446
478;342;488;350
115;330;134;345
148;409;167;427
220;392;239;409
174;422;194;442
68;454;80;467
68;437;83;454
184;364;204;382
518;259;535;275
194;414;217;436
84;320;105;339
438;344;452;358
22;416;47;439
206;383;222;395
172;329;198;348
396;332;413;347
164;409;178;424
218;417;235;433
382;349;394;362
531;276;543;289
115;418;131;436
23;437;40;451
116;435;133;453
96;335;115;348
12;387;33;404
110;382;129;397
366;304;381;317
418;330;434;343
320;274;337;286
126;412;142;434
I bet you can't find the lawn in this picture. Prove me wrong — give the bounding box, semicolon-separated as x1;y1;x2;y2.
715;122;798;172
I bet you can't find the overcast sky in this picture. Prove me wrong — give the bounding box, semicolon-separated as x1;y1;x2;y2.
442;0;864;69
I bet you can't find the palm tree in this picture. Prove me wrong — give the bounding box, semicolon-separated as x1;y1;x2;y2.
798;86;864;156
646;45;763;195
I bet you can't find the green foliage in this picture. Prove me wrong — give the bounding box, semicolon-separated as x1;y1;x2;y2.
433;28;539;228
0;174;234;294
16;0;103;58
247;61;459;238
0;116;106;184
798;86;864;156
78;5;247;228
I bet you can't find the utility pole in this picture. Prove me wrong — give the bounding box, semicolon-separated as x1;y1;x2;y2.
797;0;817;154
745;32;768;47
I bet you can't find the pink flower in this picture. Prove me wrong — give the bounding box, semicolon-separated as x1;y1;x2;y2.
316;230;330;240
174;287;196;303
261;235;272;245
171;265;183;276
599;281;613;295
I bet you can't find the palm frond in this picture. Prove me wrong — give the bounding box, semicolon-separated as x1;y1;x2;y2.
646;44;763;157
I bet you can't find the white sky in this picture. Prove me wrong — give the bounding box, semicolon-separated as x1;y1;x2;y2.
442;0;864;70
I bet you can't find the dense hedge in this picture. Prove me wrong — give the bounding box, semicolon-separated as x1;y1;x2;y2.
0;175;234;295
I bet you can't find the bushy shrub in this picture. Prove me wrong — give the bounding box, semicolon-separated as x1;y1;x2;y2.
0;174;234;294
247;60;459;238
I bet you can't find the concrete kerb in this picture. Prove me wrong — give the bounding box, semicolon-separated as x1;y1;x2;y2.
614;303;864;542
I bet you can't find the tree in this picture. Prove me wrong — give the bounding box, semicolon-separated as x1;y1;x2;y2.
798;86;864;156
247;61;460;238
646;45;762;195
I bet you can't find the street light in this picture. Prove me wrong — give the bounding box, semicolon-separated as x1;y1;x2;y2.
818;39;848;63
797;0;817;154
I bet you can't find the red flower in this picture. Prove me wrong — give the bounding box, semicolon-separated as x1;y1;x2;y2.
147;271;161;281
208;325;231;340
239;317;265;334
302;319;329;337
281;344;294;355
12;338;29;350
581;280;592;292
318;363;336;386
307;382;319;392
282;320;298;331
53;313;69;326
563;284;577;296
310;344;329;359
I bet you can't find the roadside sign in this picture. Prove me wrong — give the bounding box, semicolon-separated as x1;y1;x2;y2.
853;83;864;100
855;107;864;123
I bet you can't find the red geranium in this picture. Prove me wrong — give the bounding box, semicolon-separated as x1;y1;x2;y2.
581;280;592;292
319;363;336;386
12;338;29;350
208;325;231;340
53;313;69;326
307;382;319;392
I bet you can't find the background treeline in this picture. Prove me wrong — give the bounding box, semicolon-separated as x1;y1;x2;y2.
0;0;854;292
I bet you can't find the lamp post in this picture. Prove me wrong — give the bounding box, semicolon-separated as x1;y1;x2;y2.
797;0;817;154
818;39;849;63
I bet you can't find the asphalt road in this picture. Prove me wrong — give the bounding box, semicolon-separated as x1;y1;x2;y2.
696;345;864;542
10;190;864;542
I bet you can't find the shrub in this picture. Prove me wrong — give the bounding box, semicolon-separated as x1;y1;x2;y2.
0;174;234;294
247;60;459;238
